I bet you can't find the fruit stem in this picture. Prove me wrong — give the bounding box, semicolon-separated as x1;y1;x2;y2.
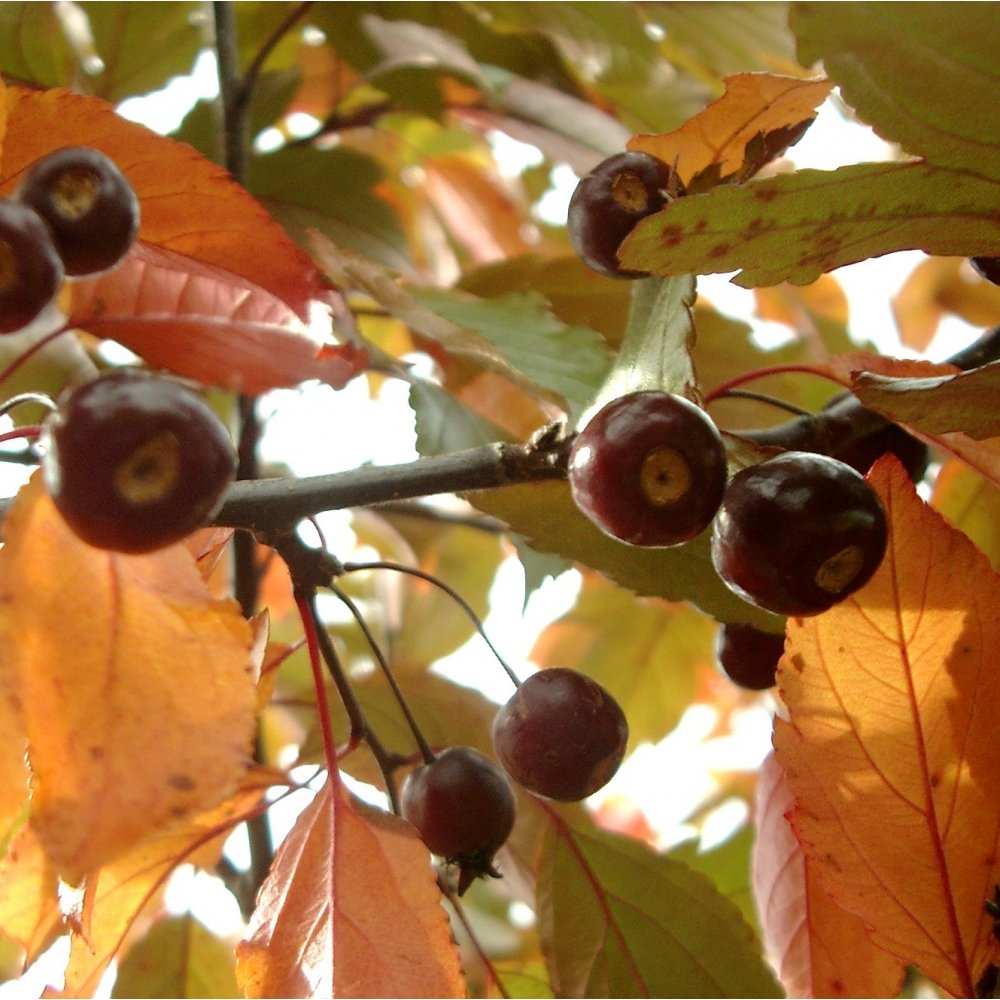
329;581;437;765
340;560;521;691
702;363;851;407
305;587;404;812
438;875;512;999
709;389;814;419
295;589;341;780
0;425;41;448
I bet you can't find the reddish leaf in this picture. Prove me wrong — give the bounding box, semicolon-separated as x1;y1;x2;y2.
68;243;367;394
752;753;904;998
773;456;1000;997
0;86;323;321
629;74;833;189
236;774;465;999
0;476;258;885
853;361;1000;441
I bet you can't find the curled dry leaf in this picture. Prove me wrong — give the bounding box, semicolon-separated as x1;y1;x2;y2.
774;455;1000;997
0;475;258;885
628;73;833;190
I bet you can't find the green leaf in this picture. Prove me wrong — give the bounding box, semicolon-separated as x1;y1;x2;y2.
670;828;759;934
532;573;716;748
412;288;612;421
623;161;1000;288
528;801;783;998
83;2;203;103
410;380;512;456
113;915;239;999
853;362;1000;441
792;3;1000;181
0;4;74;90
467;479;782;629
249;146;410;273
581;274;699;423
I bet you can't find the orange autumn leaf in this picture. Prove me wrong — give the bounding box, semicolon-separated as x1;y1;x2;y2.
773;456;1000;997
752;752;904;998
236;774;465;999
0;475;257;885
56;767;279;999
629;73;833;189
0;825;61;963
0;86;323;321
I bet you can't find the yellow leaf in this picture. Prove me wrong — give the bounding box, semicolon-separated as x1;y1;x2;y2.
0;825;60;962
752;753;904;998
773;456;1000;997
236;775;465;999
0;475;257;884
629;73;834;187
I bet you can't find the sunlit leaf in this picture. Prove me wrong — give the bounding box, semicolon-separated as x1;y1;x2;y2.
410;380;511;455
112;914;239;999
0;476;257;884
236;775;465;999
792;3;1000;181
413;287;612;421
629;73;833;189
853;360;1000;441
931;459;1000;572
58;768;277;998
0;826;60;963
752;752;905;998
512;796;781;997
67;243;367;394
773;456;1000;997
622;160;1000;288
468;478;780;629
0;86;326;321
531;571;716;748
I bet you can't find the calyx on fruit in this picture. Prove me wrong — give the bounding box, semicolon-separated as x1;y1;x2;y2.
400;746;516;895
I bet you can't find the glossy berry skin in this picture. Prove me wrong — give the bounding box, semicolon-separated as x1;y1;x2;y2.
401;746;515;894
568;391;728;547
568;151;670;278
711;451;888;617
41;370;237;554
970;256;1000;286
715;622;785;691
492;668;628;802
0;199;64;333
18;146;140;276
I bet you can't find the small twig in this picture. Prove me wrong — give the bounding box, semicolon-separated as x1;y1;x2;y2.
340;560;521;691
709;389;813;419
328;582;436;765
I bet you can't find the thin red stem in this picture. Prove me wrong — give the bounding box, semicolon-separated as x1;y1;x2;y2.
294;591;341;784
0;425;41;447
702;363;850;407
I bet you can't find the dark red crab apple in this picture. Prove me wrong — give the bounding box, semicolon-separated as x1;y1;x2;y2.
711;451;888;617
568;390;728;547
18;146;140;276
567;150;671;278
0;199;64;334
401;746;516;894
41;369;237;553
492;667;628;802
